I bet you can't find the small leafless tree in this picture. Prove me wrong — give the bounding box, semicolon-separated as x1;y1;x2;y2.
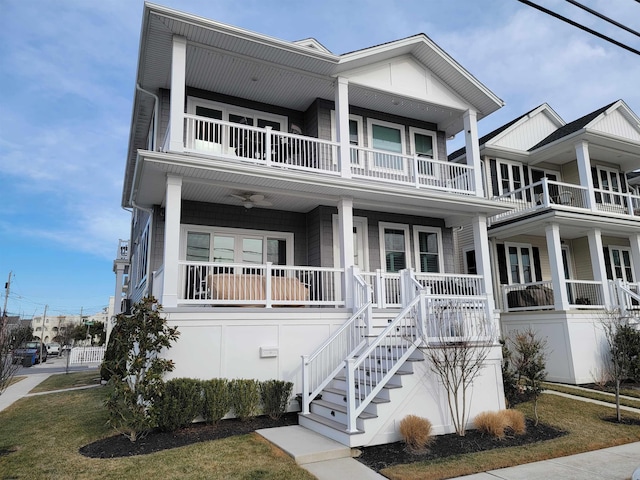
0;325;31;395
418;299;495;436
600;308;639;422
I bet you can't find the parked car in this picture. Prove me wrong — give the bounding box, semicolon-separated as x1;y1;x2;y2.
13;341;48;366
47;343;61;356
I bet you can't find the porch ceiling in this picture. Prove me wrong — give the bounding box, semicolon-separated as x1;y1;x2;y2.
133;151;509;223
489;209;640;240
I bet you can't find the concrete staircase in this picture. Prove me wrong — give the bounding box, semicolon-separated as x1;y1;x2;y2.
298;309;424;447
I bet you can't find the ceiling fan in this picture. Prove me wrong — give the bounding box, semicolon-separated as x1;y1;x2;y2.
230;193;273;209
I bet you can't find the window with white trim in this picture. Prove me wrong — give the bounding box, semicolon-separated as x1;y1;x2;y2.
413;226;443;273
607;246;634;282
367;119;406;172
595;166;624;206
182;226;293;267
497;159;525;198
133;221;150;288
505;242;536;284
379;223;411;272
330;112;364;165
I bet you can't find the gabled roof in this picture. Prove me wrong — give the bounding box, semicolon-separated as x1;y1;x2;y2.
528;101;618;151
448;103;563;160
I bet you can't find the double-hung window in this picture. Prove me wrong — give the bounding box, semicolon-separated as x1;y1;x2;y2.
409;127;437;178
330;112;363;167
367;119;406;173
379;223;410;273
413;226;442;273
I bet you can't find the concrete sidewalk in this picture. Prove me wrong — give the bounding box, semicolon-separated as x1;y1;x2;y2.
0;373;54;412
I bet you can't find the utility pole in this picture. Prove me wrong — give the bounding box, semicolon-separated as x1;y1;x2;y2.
2;271;11;330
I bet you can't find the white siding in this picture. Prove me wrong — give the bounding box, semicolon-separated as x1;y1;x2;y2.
493;110;560;151
591;109;640;142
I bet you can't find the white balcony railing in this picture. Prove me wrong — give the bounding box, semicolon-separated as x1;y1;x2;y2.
490;178;640;225
501;279;605;312
179;114;477;195
178;261;344;307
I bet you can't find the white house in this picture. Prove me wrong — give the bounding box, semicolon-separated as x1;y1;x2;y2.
451;100;640;385
116;2;513;447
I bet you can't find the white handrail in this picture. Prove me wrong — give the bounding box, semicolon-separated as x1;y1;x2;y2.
301;271;372;415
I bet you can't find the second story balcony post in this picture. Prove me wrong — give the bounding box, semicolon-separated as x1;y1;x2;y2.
545;223;569;310
575;140;596;210
629;233;640;284
335;77;351;179
161;174;183;308
463;109;483;197
337;196;355;308
169;35;187;152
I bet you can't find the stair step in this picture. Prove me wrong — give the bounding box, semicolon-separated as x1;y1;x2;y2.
334;374;402;388
323;387;390;403
312;398;377;419
298;412;364;435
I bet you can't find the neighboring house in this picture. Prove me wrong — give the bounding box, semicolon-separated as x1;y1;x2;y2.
451;100;640;385
116;3;512;447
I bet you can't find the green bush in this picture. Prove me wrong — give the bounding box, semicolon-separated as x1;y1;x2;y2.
155;378;204;432
202;378;231;423
230;379;260;421
260;380;293;420
613;324;640;383
104;297;179;441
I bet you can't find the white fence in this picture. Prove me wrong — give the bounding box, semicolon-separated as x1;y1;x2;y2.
69;346;106;364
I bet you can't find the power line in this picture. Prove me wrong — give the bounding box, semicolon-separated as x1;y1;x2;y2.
517;0;640;56
565;0;640;39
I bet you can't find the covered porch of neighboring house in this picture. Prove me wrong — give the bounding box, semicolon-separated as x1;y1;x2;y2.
489;206;640;314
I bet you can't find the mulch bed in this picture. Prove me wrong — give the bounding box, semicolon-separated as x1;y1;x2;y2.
355;419;566;472
79;412;298;458
81;413;565;468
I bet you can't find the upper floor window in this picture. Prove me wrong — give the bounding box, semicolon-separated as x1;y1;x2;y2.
489;159;525;198
409;127;437;160
593;165;625;206
505;242;537;284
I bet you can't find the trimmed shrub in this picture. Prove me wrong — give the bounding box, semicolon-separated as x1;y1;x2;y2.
155;378;204;432
474;411;508;439
260;380;293;420
398;415;433;453
230;379;260;421
202;378;231;423
503;408;527;435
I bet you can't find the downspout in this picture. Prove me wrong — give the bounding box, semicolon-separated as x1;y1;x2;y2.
136;84;159;151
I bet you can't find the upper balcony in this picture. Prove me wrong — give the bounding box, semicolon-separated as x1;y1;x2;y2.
489;177;640;226
162;114;477;196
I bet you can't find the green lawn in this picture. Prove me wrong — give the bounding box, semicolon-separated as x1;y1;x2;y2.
0;384;314;480
29;370;102;393
2;374;640;480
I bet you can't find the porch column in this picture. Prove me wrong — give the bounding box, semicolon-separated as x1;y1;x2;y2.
112;261;128;315
337;196;354;308
587;228;611;307
463;109;484;197
629;233;640;283
169;35;187;152
161;175;183;308
575;140;595;210
471;215;495;312
335;77;351;179
545;223;569;310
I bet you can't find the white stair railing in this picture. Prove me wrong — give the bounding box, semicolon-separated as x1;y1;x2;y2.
301;270;372;414
611;280;640;321
345;273;424;433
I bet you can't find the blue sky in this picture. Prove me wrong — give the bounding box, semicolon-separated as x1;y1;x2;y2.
1;0;639;318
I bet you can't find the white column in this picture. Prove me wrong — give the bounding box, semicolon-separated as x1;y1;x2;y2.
463;109;484;197
575;140;595;210
169;36;187;152
471;215;495;312
335;77;351;179
545;223;569;310
337;197;354;308
587;228;611;307
629;233;640;283
113;262;127;315
162;175;183;308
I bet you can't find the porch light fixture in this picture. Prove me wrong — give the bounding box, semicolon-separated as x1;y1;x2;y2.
243;201;254;209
